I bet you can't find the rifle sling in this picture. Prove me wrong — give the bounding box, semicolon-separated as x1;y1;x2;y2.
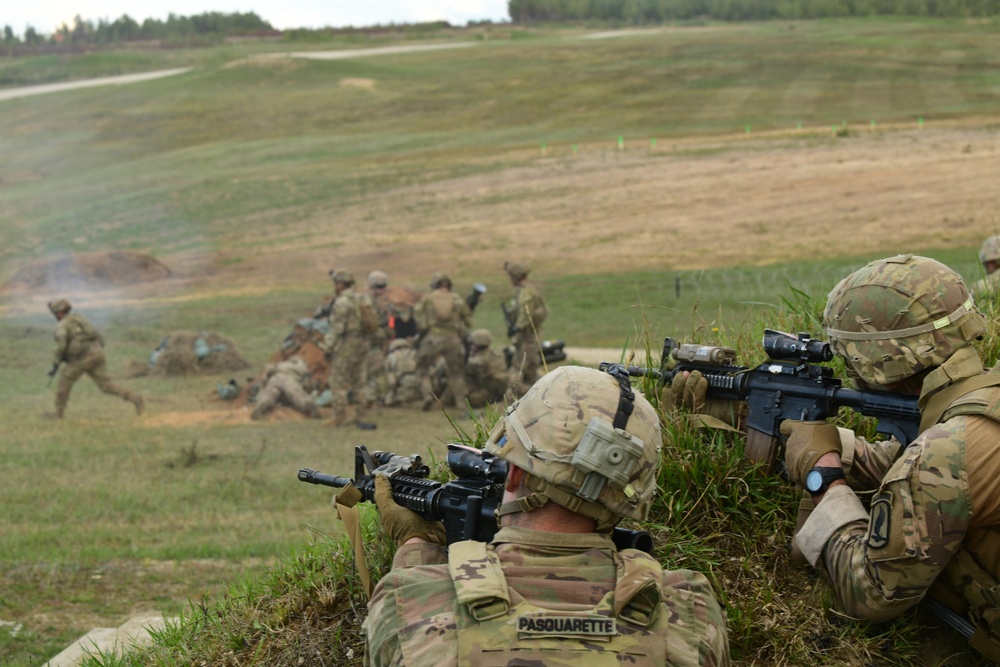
332;488;372;599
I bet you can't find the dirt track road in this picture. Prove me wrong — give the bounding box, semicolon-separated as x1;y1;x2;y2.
0;68;193;102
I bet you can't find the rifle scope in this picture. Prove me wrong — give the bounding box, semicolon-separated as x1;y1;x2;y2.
762;329;832;363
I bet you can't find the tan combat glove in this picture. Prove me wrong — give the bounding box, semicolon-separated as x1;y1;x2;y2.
780;419;843;487
661;370;746;430
373;475;447;546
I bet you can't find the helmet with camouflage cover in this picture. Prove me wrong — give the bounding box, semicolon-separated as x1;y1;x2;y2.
48;299;72;315
979;236;1000;268
469;328;493;348
504;260;530;280
824;254;986;389
368;270;388;289
483;365;661;529
429;272;451;289
330;269;354;284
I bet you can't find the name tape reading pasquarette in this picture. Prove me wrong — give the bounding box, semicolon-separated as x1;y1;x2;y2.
517;614;617;639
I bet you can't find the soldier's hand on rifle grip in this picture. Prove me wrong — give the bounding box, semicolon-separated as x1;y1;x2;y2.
373;476;446;546
780;420;843;487
662;371;705;412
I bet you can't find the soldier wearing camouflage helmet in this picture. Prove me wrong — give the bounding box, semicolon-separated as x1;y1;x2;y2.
413;272;473;410
365;270;393;409
463;328;509;407
364;365;730;666
970;235;1000;307
504;260;548;396
780;254;1000;660
322;270;377;429
46;299;144;418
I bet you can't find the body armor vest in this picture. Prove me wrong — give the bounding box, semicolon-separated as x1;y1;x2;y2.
447;540;671;666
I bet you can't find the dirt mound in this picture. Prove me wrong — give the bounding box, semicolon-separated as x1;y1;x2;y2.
127;331;250;377
3;251;172;293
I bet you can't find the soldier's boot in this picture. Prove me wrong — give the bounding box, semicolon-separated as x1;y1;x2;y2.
130;394;145;416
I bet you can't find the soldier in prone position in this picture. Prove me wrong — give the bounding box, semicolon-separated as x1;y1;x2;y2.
250;357;320;421
779;255;1000;662
47;299;144;419
364;365;730;666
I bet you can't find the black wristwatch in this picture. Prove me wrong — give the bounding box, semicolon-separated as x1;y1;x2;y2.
805;466;845;498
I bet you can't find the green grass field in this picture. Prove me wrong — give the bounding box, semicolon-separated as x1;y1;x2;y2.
2;17;1000;666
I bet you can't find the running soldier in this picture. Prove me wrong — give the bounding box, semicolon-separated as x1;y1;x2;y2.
364;365;730;666
47;299;144;418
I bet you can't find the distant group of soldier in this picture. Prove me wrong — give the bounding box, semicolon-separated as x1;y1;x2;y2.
251;260;549;429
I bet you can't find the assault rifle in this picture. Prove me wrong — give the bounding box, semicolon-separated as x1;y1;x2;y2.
299;443;654;554
600;329;921;474
501;299;518;338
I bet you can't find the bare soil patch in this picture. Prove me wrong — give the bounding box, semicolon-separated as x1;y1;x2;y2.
237;122;1000;291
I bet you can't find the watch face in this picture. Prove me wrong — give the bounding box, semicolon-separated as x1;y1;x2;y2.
805;469;824;493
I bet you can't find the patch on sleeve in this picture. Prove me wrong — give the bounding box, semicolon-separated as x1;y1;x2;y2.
516;613;616;641
868;493;892;549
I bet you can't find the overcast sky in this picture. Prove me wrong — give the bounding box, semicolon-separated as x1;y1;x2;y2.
4;0;511;35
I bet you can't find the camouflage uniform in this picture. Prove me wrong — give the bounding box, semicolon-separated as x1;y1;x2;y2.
414;278;473;409
366;271;393;407
50;301;142;417
797;348;1000;615
323;284;374;424
364;526;729;667
464;330;509;407
364;365;729;666
383;339;423;408
792;255;1000;658
505;262;548;396
250;358;320;420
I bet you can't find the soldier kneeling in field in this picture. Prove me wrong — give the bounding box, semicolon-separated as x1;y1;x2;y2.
464;328;509;407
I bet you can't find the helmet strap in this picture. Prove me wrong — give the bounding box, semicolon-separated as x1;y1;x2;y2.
495;472;618;531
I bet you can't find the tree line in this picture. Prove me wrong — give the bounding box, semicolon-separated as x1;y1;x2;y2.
508;0;999;21
1;11;275;48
